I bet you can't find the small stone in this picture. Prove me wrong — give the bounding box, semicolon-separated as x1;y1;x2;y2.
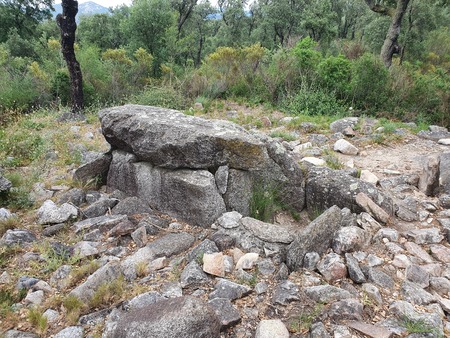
216;211;242;229
360;170;379;185
364;267;394;289
429;244;450;263
23;290;44;306
392;254;411;268
0;271;11;284
355;193;390;224
406;265;430;288
328;299;363;321
333;226;368;254
257;259;275;275
37;200;78;225
367;254;384;267
180;261;209;288
334;139;359;155
304;285;352;304
301;157;326;166
430;277;450;296
203;252;225;277
438;139;450;145
148;257;168;271
235;253;259;270
303;252;320;270
255;319;289;338
347;321;393;338
53;326;84;338
255;282;268;295
404;242;434;263
402;280;435;305
272;280;299;305
208;298;241;330
362;283;383;306
131;226;147;248
1;229;36;247
407;228;443;244
310;322;331;338
317;253;347;282
209;278;251;301
161;282;182;298
43;309;59;324
345;253;366;284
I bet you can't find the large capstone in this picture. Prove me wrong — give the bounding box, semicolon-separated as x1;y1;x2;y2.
99;105;269;170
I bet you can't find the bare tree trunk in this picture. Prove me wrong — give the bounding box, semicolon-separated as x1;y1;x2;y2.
365;0;411;68
57;0;83;114
380;0;410;67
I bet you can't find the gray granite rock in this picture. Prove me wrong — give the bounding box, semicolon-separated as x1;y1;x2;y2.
327;299;363;321
418;155;440;196
82;198;119;218
209;279;251;301
1;229;36;247
54;326;84;338
255;319;289;338
72;214;128;234
3;330;38;338
345;253;367;284
37;200;78;225
186;239;219;264
363;267;395;289
304;285;352;304
405;264;430;288
111;196;153;216
180;260;209;288
57;188;86;206
72;152;111;184
317;253;347;282
287;205;343;271
303;252;320;270
272;280;300;305
332;226;369;254
105;296;220;338
401;281;435;305
208;298;241;330
310;322;331;338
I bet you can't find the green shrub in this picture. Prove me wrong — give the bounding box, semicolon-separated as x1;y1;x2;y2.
317;55;351;97
283;88;347;116
130;86;187;110
51;69;71;105
350;53;389;112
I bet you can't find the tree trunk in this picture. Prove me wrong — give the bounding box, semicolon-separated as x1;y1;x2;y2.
365;0;411;68
57;0;83;113
380;0;410;68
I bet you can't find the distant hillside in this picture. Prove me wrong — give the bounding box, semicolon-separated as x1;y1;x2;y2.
52;1;110;18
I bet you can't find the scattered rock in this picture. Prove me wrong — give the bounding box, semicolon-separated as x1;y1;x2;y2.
209;279;251;301
0;229;36;247
208;298;241;330
37;200;78;225
334;139;359;155
255;319;289;338
106;296;221;338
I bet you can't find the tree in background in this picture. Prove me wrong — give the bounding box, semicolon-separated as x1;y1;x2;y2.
365;0;411;67
0;0;54;43
56;0;83;113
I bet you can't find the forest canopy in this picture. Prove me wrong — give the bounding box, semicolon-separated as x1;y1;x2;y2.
0;0;449;126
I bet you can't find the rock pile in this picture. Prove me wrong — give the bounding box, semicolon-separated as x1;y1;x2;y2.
2;106;450;338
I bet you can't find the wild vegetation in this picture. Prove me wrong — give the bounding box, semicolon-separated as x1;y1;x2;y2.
0;0;448;127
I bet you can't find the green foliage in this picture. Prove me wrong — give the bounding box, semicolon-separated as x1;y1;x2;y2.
289;303;324;332
51;69;71;105
350;53;389;111
269;131;297;142
0;287;26;317
89;275;126;309
317;55;351;96
131;86;187;110
27;307;48;334
250;183;283;223
283;89;347;116
292;37;321;70
401;317;443;336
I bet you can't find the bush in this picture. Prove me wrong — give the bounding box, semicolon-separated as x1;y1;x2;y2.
130;86;188;110
283;88;347;116
350;53;389;112
317;55;351;97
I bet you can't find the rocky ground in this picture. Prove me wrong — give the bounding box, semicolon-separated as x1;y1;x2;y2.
1;104;450;338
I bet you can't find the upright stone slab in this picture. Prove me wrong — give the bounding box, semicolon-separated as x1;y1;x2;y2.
440;152;450;194
287;205;343;271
